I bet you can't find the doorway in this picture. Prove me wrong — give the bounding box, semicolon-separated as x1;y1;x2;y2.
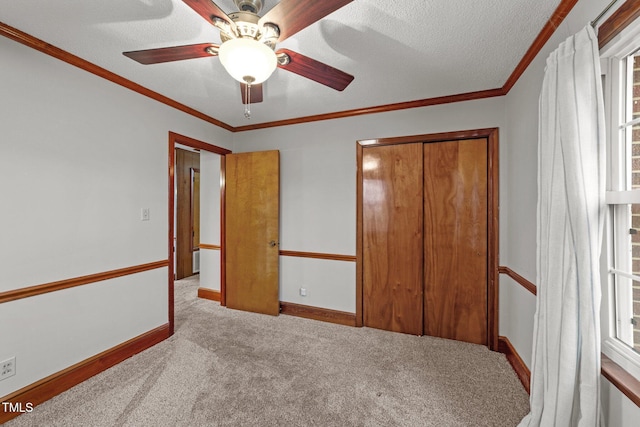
168;132;231;334
356;128;499;350
175;147;200;280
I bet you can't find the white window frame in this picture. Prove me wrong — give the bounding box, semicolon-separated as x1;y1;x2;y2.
601;19;640;381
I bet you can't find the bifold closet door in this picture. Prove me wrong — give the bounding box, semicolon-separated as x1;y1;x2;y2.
363;143;424;335
423;139;488;345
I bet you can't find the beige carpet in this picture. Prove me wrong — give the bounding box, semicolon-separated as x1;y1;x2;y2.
6;275;529;426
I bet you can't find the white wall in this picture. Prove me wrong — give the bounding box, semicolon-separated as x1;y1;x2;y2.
0;35;231;397
199;151;222;291
233;98;505;312
501;0;640;425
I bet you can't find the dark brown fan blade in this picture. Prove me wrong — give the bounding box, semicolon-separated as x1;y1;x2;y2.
259;0;353;42
182;0;236;30
277;49;353;91
240;83;263;104
123;43;219;64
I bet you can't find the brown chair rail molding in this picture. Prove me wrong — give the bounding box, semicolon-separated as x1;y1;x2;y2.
194;247;355;261
498;264;640;407
199;243;221;250
498;266;537;295
279;250;356;262
0;260;169;304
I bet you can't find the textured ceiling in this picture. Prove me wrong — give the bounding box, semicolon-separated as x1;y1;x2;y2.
0;0;562;127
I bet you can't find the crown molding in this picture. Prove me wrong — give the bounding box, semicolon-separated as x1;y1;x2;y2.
0;21;234;132
3;0;632;133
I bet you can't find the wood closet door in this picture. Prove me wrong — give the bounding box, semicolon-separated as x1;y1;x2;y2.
423;139;488;345
225;150;280;316
363;143;424;335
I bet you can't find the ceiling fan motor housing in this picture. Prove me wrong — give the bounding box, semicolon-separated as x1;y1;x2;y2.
219;9;280;49
227;11;260;39
234;0;263;14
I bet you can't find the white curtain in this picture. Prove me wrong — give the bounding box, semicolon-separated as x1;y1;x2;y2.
519;25;606;427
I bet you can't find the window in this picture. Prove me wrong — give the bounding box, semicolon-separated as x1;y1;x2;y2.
602;21;640;380
608;52;640;352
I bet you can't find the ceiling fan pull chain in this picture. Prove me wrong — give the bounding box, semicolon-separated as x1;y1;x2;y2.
244;77;254;119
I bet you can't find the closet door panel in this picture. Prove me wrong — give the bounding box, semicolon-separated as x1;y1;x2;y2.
423;139;488;344
363;143;423;335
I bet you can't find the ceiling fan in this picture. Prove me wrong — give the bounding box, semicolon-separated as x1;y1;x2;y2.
123;0;355;115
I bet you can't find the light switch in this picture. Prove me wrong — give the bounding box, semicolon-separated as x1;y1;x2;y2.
141;208;150;221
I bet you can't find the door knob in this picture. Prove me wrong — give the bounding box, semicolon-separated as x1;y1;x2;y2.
269;240;278;247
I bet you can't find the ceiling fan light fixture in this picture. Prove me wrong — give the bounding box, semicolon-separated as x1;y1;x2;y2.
218;37;277;85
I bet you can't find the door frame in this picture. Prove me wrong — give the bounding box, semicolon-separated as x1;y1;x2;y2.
356;128;500;350
168;132;231;334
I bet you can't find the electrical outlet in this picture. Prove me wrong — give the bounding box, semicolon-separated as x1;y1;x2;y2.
299;287;307;297
0;357;16;381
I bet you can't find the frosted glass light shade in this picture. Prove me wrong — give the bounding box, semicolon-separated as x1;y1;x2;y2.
218;38;277;84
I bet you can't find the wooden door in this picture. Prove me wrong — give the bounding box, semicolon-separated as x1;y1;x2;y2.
225;150;280;316
176;148;200;280
363;143;424;335
423;139;488;344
